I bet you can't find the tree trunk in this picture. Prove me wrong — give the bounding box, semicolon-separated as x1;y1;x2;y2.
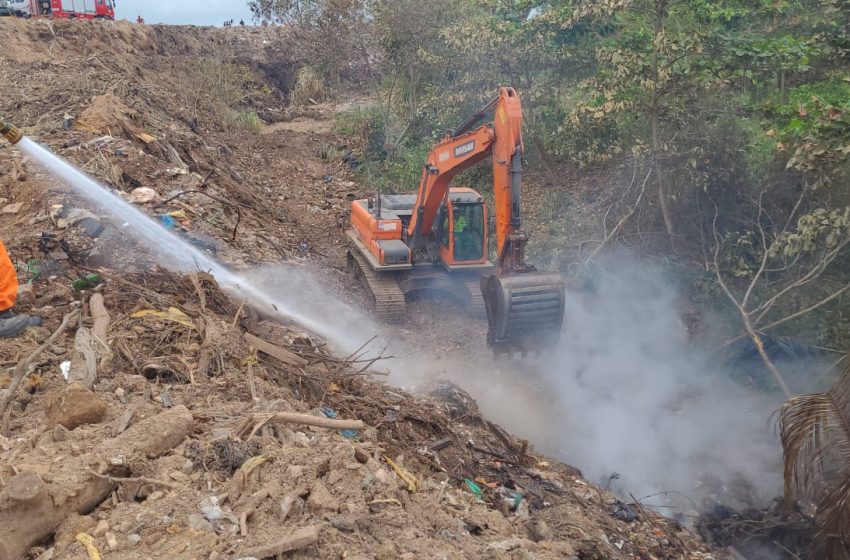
652;0;675;251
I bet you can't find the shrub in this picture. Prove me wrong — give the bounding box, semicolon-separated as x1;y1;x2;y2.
222;109;264;133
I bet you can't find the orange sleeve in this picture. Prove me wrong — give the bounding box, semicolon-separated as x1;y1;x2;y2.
0;239;18;312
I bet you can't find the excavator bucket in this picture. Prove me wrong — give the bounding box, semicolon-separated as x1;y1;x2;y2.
481;272;565;356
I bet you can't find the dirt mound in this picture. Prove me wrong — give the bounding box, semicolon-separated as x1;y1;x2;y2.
0;18;723;560
76;92;138;134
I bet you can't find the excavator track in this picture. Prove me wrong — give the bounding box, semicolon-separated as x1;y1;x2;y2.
462;276;486;316
347;249;407;323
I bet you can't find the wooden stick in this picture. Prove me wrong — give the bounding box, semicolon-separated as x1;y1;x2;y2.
86;469;185;491
261;412;364;431
0;310;79;416
244;333;308;367
68;327;97;388
90;293;110;344
240;526;319;559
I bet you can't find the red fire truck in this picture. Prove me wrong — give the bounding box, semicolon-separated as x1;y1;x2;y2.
11;0;115;19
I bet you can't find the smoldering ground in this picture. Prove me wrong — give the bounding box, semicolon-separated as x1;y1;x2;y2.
388;256;789;516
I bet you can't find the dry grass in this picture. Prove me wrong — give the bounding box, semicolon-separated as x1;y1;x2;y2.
290;66;327;106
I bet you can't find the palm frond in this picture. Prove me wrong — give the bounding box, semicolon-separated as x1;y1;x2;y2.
779;362;850;559
815;475;850;560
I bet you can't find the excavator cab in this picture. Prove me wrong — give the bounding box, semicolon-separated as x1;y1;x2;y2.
438;189;488;268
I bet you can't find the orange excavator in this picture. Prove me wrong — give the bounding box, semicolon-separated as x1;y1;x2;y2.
347;87;565;354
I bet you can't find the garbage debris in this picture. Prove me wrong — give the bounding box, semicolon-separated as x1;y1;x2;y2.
198;496;239;535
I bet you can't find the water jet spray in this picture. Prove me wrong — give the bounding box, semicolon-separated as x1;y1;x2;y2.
0;117;375;354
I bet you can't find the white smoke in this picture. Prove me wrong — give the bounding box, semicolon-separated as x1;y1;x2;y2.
537;257;783;510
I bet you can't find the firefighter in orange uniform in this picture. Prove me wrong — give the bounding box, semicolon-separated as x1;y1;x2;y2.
0;239;39;338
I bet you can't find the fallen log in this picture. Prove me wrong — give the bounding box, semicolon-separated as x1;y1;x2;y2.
240;525;320;559
0;406;194;560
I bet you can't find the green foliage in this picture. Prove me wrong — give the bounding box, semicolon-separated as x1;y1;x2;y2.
333;106;386;161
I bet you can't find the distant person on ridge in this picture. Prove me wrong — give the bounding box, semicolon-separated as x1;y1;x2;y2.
136;15;144;24
0;240;40;338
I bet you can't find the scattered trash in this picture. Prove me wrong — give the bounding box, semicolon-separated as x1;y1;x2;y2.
237;454;270;476
159;214;177;228
75;533;102;560
198;496;239;535
384;455;419;492
160;390;174;407
59;361;71;381
71;274;103;292
609;500;637;522
321;406;358;438
130;307;196;329
463;478;484;501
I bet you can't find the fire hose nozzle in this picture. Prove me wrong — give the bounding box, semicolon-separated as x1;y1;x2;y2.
0;118;23;145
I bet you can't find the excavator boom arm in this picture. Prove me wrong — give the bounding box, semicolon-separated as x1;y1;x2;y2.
407;87;524;255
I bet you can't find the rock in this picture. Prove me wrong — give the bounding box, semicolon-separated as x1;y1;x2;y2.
14;463;50;478
188;513;215;533
329;513;359;531
286;464;305;480
54;514;96;549
2;202;23;214
127;533;141;546
128;187;158;204
525;518;553;542
146;490;164;501
373;468;390;485
292;431;311;447
354;447;370;464
105;532;119;551
84;246;108;268
486;539;521;553
77;217;104;237
15;283;34;306
306;481;339;515
5;471;46;503
46;383;108;430
93;519;110;537
51;425;70;442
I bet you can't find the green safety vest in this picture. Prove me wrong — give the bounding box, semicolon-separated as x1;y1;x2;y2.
454;215;468;233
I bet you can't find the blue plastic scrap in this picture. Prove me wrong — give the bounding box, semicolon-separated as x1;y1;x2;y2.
321;406;359;439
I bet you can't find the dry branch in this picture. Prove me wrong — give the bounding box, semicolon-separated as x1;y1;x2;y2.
261;412;364;431
240;525;320;559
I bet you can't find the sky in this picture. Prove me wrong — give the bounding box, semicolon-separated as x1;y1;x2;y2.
115;0;254;26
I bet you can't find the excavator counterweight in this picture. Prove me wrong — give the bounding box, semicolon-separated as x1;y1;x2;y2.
347;87;565;355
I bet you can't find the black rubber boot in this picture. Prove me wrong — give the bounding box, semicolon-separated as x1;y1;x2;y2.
0;309;42;339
